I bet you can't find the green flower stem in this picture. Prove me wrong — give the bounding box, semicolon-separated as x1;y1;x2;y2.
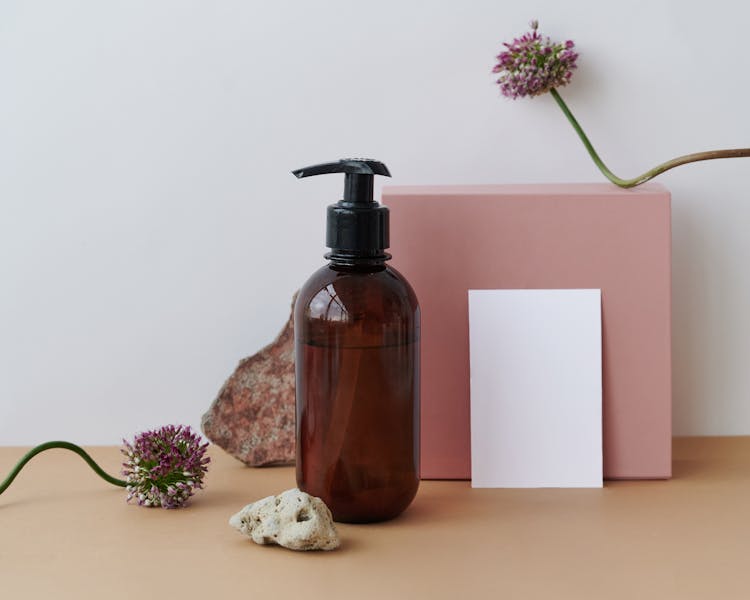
0;441;126;496
549;88;750;188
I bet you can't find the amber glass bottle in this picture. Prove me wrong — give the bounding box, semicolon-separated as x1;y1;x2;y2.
292;159;420;523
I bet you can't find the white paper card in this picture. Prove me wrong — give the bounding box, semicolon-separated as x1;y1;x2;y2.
469;289;602;488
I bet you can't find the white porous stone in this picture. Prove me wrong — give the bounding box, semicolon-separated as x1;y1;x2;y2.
229;488;340;551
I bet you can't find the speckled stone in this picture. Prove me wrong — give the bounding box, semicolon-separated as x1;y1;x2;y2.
229;488;340;551
201;295;296;466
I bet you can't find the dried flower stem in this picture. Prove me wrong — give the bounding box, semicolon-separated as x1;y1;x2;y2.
0;441;126;496
550;88;750;188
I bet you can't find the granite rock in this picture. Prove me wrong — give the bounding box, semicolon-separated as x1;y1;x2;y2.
229;488;340;551
201;295;296;466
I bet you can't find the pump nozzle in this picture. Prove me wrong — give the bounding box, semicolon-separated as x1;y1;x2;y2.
292;159;390;178
292;159;391;206
292;158;392;260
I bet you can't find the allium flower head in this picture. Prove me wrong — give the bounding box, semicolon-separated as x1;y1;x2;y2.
493;20;578;99
121;425;210;509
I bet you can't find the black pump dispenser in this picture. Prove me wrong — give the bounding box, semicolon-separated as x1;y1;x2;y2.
292;159;392;261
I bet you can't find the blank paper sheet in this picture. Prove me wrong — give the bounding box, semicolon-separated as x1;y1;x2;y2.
468;289;603;488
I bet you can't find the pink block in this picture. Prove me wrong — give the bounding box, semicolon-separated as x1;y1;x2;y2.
384;183;672;480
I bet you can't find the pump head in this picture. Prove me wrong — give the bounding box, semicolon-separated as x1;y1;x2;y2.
292;159;392;260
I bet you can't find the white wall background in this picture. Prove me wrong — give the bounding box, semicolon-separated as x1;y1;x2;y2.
1;0;748;444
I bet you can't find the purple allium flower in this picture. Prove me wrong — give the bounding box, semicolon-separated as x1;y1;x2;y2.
121;425;210;509
493;20;578;99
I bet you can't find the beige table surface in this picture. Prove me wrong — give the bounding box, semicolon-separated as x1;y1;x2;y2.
1;437;749;599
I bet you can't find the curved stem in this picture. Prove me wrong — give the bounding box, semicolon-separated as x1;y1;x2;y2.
0;441;126;496
549;88;750;188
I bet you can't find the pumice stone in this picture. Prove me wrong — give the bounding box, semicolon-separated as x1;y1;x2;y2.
229;488;340;551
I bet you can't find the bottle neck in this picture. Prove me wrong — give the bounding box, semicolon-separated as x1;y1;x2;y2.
326;249;391;269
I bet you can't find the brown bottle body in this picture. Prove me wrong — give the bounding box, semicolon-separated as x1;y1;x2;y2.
294;261;420;523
